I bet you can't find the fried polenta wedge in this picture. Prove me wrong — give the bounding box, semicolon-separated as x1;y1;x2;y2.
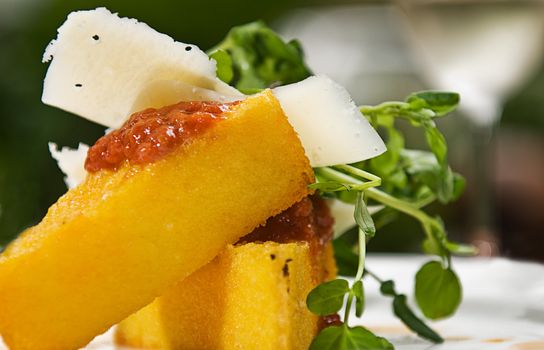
115;194;337;350
0;91;313;350
117;242;336;350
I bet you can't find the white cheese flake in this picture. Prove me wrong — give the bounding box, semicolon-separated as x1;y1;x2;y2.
42;7;241;128
48;143;88;189
273;76;386;167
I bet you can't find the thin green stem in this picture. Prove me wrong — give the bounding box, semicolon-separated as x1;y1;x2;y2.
332;165;381;192
349;182;380;192
343;224;367;326
315;167;440;240
366;188;429;222
359;101;407;114
333;164;381;183
315;167;380;193
365;188;438;241
363;268;383;284
314;167;364;185
354;228;366;281
343;293;354;324
414;194;437;209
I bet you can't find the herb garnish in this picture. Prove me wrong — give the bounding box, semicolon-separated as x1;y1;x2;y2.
209;21;476;349
208;21;312;94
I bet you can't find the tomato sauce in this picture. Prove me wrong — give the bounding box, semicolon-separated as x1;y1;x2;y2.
239;195;335;281
85;101;238;172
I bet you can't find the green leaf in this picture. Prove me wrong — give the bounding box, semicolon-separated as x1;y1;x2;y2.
400;150;459;204
208;49;234;84
393;294;444;343
379;280;396;297
406;91;460;117
369;127;404;179
436;167;454;203
401;150;437;173
387;169;407;190
452;173;466;201
310;326;394;350
415;261;462;319
307;279;350;316
402;150;442;193
208;21;312;91
424;126;448;166
352;280;365;317
354;192;375;237
333;238;358;277
375;278;444;343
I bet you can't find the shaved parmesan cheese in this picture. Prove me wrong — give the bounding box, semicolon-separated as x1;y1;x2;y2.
48;143;88;189
42;7;242;128
273;76;386;167
42;9;384;169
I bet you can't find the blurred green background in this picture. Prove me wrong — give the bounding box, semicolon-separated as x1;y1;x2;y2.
1;0;544;260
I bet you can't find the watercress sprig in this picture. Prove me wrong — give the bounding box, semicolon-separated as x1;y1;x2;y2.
305;91;476;346
360;92;465;204
307;165;393;349
208;21;475;349
365;269;443;343
207;21;312;94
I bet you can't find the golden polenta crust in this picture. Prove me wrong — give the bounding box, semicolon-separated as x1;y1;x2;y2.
116;242;323;350
0;91;313;350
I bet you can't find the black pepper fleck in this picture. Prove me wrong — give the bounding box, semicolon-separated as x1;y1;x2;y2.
75;83;82;88
270;254;276;260
282;263;289;277
185;46;192;51
92;34;100;41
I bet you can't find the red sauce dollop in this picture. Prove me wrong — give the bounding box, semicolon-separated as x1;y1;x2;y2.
239;195;335;281
85;101;238;172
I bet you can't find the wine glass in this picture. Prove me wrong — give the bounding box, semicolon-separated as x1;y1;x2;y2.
396;0;544;255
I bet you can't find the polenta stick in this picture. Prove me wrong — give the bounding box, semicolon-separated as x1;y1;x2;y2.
0;91;313;350
117;242;320;350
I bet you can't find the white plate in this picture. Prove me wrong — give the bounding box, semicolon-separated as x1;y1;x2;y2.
1;255;543;349
355;255;544;350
